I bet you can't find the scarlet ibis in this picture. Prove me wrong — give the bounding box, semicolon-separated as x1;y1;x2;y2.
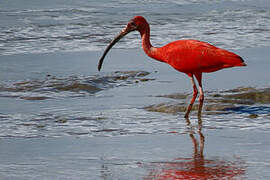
98;16;246;118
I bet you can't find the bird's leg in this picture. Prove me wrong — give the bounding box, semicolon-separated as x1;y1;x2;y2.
195;73;204;118
184;75;198;118
198;86;204;117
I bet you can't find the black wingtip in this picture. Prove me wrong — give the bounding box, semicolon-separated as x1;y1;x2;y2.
239;56;246;66
239;56;245;63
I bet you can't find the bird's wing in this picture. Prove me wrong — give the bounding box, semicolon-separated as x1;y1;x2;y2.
163;40;244;73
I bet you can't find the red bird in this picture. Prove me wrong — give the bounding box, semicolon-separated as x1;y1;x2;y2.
98;16;246;118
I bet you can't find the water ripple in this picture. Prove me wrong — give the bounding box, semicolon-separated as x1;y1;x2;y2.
1;0;270;55
1;106;270;138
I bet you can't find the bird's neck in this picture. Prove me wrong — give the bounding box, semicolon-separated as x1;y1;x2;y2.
139;26;165;63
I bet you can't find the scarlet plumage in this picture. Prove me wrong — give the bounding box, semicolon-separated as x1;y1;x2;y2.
98;16;246;118
156;39;245;74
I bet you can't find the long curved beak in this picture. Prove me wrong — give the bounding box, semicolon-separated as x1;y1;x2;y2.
98;28;130;71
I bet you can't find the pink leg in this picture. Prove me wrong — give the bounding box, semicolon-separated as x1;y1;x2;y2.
195;73;204;117
185;75;198;118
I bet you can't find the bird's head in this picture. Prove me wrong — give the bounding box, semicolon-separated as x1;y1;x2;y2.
98;16;148;71
125;16;149;33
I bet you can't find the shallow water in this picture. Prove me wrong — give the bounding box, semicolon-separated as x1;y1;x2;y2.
1;0;270;179
0;47;270;178
1;129;270;179
0;48;269;138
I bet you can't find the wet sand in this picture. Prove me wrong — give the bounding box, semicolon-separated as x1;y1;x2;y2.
0;46;270;179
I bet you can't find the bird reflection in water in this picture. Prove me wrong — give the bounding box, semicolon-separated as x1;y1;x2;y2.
145;117;245;180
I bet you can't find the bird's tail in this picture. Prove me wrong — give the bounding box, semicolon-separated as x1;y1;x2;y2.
219;49;246;68
233;56;246;67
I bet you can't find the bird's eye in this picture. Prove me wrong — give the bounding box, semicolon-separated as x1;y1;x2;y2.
131;22;136;27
